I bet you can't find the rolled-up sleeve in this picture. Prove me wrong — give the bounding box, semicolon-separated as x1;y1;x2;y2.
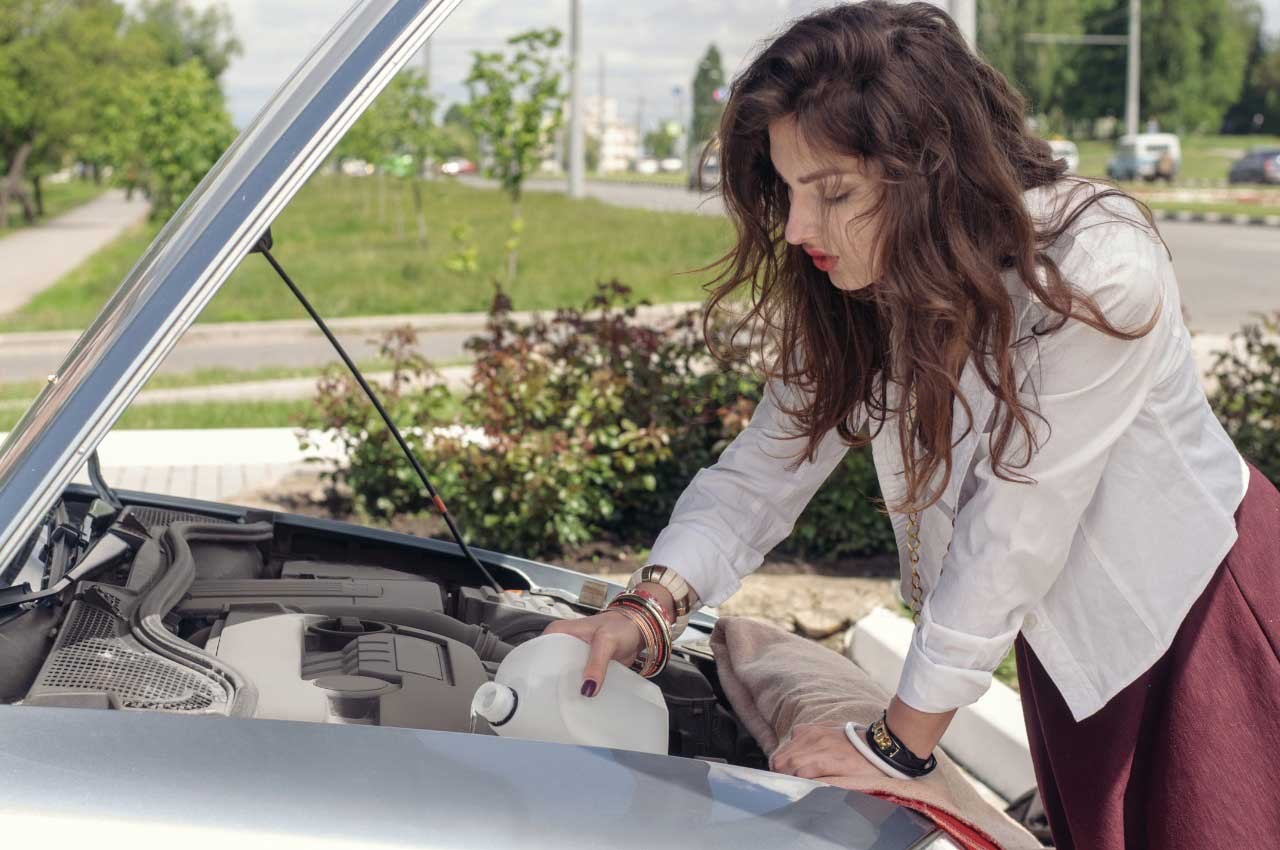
897;225;1173;713
646;380;850;607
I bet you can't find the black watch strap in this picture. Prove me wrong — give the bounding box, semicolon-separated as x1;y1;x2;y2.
865;712;937;778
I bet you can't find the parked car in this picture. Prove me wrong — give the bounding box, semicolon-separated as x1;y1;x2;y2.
339;158;375;177
1106;132;1181;182
659;157;684;173
634;156;660;175
1227;147;1280;185
689;141;721;192
1046;139;1079;175
439;156;476;176
0;4;994;847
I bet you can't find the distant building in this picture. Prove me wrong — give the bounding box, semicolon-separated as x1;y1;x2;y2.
548;96;642;174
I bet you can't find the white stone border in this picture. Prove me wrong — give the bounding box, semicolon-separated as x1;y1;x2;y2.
843;607;1036;803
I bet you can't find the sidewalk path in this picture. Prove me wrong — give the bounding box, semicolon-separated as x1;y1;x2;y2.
0;189;150;317
0;428;340;503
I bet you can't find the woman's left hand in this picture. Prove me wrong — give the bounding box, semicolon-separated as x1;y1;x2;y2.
769;724;886;785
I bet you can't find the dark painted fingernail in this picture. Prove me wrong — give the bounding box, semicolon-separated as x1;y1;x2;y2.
581;679;597;698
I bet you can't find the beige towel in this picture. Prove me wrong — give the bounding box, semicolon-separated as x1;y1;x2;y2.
711;616;1040;850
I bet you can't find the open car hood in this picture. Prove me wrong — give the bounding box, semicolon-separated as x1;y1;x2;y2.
0;0;463;570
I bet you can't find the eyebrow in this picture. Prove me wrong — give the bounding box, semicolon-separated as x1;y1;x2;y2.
796;167;848;184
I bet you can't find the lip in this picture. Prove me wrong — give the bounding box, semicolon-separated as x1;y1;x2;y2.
804;249;839;273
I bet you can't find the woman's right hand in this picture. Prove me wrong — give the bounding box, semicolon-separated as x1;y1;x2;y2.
542;610;645;698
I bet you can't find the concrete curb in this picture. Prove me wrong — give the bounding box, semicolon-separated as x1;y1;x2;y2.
0;301;706;354
1152;208;1280;228
843;607;1036;803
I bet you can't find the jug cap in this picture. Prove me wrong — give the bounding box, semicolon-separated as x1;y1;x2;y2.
471;681;519;727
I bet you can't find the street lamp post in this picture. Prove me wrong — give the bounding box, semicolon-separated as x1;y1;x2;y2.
567;0;585;198
1125;0;1140;137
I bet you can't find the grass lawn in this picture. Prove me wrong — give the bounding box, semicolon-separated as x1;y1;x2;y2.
0;360;402;405
0;179;107;237
1147;200;1280;217
0;359;467;431
0;399;314;431
1;174;732;332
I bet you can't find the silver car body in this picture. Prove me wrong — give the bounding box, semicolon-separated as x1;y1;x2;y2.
0;2;941;847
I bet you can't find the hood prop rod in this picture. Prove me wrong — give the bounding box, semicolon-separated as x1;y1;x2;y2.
251;231;503;594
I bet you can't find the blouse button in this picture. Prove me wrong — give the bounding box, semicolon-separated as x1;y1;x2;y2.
1023;612;1039;631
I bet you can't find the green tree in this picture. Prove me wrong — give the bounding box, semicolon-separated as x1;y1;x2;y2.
464;28;565;283
1251;41;1280;133
977;0;1082;132
644;125;678;159
365;69;439;246
0;0;119;225
690;44;725;149
438;102;478;160
124;0;242;82
73;1;159;190
1223;4;1280;134
1061;0;1255;134
125;59;236;220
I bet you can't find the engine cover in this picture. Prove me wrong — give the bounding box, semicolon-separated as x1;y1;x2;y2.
207;612;489;732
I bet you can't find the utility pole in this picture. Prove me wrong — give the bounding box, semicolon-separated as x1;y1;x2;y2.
672;85;684;162
567;0;585;198
947;0;975;49
597;54;607;175
1125;0;1140;137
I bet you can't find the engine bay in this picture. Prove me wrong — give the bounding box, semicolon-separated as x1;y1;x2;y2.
0;496;766;768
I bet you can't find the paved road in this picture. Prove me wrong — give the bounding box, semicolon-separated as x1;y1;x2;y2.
0;182;1271;386
1159;221;1280;333
0;189;149;316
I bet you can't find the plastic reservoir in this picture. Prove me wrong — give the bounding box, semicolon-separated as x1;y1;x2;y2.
470;633;669;755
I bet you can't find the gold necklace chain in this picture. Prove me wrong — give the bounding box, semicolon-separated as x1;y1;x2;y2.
905;506;956;624
906;510;925;624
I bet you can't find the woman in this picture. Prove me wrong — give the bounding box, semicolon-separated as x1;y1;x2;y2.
546;2;1278;846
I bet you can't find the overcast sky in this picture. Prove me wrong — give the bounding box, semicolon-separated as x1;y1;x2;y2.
189;0;1280;131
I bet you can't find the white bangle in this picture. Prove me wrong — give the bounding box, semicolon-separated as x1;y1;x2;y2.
844;722;918;781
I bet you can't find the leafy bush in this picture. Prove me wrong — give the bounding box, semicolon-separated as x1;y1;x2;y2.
306;283;896;562
1208;314;1280;483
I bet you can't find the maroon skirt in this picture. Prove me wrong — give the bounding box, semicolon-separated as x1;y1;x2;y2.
1016;461;1280;849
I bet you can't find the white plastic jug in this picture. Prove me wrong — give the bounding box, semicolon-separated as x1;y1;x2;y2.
470;632;669;755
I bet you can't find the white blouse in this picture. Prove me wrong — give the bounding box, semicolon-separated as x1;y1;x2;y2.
648;181;1249;721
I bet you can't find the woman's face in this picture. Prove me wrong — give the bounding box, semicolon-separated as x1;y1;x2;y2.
768;116;882;291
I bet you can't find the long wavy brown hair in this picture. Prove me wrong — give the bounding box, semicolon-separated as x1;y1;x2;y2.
706;0;1159;513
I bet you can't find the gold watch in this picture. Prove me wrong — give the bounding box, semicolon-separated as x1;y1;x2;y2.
627;565;699;639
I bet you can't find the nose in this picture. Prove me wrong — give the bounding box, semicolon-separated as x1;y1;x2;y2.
783;195;817;247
